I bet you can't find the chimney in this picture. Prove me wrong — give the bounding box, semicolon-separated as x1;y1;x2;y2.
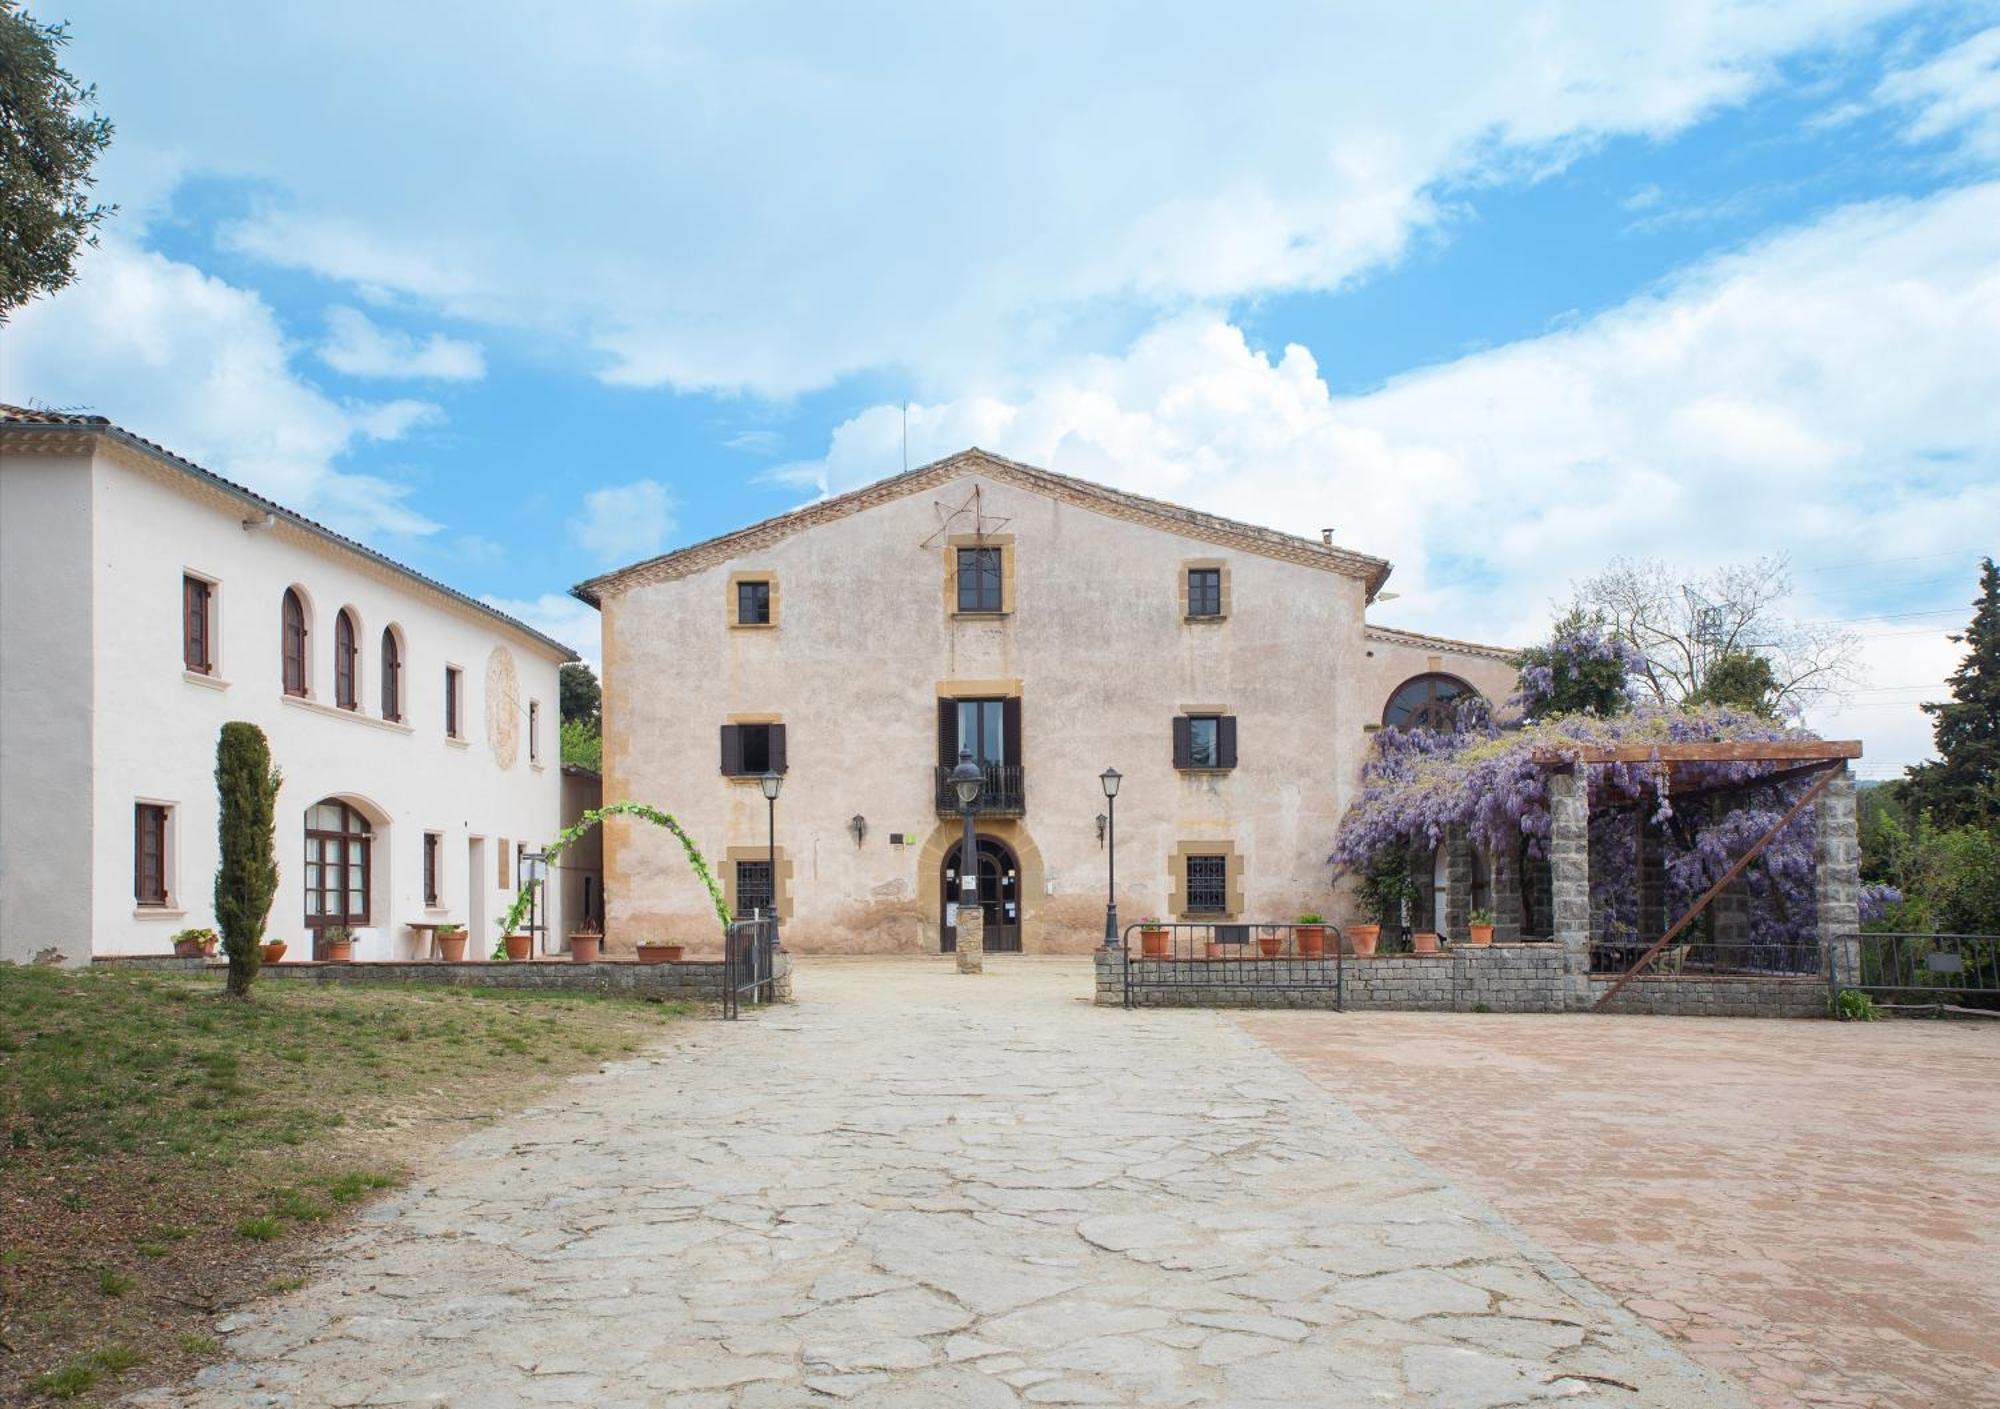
1320;528;1334;546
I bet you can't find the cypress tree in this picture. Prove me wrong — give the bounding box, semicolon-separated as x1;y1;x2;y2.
1902;558;2000;828
214;722;282;997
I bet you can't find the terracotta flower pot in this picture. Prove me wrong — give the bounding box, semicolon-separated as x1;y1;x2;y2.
503;933;533;961
200;936;219;957
1295;925;1326;958
436;934;468;962
322;938;355;963
1139;927;1169;958
1348;924;1380;957
569;934;601;963
1257;935;1283;958
1204;940;1224;960
636;942;684;964
1412;931;1441;955
261;941;288;964
1468;924;1494;947
172;939;203;959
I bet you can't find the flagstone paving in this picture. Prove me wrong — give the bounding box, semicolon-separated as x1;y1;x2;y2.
137;959;1750;1408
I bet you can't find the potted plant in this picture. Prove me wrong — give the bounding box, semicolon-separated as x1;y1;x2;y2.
1136;918;1170;958
171;926;218;959
320;925;355;963
1294;913;1328;958
434;923;468;962
1257;925;1283;959
569;920;602;964
261;939;288;964
636;939;685;964
1468;907;1495;947
502;930;533;961
1412;930;1441;955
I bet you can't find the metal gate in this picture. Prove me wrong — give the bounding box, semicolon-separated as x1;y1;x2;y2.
723;913;779;1019
1120;921;1344;1009
1834;932;2000;1010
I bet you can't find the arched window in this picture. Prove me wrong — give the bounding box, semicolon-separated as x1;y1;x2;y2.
380;627;402;722
1382;673;1475;731
282;589;308;696
304;799;371;928
334;609;359;709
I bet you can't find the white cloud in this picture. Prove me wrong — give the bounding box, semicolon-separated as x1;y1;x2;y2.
73;1;1917;396
481;592;602;672
318;306;486;381
1877;24;2000;161
790;182;2000;769
567;480;675;567
0;239;442;538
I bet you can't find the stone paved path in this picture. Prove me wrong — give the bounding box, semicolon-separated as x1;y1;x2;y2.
140;960;1750;1409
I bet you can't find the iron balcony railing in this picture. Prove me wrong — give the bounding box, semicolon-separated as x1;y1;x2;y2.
933;762;1026;817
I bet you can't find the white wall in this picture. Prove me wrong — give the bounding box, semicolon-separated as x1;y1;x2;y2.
0;455;96;963
0;441;569;963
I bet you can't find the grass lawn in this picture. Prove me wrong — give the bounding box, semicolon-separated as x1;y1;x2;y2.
0;965;690;1406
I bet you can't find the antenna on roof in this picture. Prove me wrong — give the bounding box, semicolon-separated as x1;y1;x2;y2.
902;401;909;474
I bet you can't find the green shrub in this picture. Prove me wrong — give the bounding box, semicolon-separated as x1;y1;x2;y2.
214;723;282;998
1831;989;1880;1022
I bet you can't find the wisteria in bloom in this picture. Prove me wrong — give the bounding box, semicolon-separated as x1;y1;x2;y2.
1859;883;1902;927
1510;611;1647;720
1332;702;1830;951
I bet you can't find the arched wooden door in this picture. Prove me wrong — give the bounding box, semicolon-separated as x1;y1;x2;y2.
941;836;1022;953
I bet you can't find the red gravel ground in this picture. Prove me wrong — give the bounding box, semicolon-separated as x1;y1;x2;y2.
1239;1011;2000;1409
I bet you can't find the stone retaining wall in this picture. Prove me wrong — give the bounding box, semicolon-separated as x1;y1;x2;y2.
92;953;792;1003
1096;946;1823;1017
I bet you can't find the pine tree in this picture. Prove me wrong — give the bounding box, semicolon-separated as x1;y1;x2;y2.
1902;557;2000;828
213;722;282;997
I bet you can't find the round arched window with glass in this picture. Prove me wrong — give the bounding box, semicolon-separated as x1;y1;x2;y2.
304;799;371;930
1383;673;1476;732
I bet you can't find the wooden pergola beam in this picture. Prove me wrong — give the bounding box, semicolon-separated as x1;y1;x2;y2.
1533;740;1862;766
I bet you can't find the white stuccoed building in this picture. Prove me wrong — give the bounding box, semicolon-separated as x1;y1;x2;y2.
0;406;577;965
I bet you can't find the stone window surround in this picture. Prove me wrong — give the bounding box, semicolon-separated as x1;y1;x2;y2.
723;711;784;782
133;796;182;917
943;533;1016;618
1179;558;1232;622
1168;838;1245;920
724;843;794;922
728;570;780;630
183;566;222;679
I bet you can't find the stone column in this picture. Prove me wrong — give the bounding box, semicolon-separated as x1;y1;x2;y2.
1550;768;1592;1010
956;906;985;974
1815;765;1860;990
1443;825;1473;945
1492;845;1524;944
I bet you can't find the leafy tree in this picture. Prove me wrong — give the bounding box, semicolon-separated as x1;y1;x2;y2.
213;722;281;998
1901;557;1999;828
1687;650;1779;718
560;717;602;771
1512;609;1635;720
1575;554;1859;715
1;2;114;315
558;661;600;728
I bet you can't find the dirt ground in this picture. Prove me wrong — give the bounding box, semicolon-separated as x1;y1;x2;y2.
1238;1009;2000;1409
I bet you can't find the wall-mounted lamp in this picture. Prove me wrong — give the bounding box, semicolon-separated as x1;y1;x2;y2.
848;814;867;847
1095;812;1108;847
242;510;276;532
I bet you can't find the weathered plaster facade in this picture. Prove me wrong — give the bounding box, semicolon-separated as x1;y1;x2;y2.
584;450;1517;954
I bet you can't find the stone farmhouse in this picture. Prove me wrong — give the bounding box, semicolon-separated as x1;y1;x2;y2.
0;407;577;965
576;449;1518;955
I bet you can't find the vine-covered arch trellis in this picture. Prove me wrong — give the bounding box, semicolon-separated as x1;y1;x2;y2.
497;801;729;951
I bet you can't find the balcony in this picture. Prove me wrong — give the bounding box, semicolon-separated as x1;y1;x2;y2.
934;762;1027;818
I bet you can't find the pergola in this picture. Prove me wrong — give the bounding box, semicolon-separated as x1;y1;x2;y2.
1529;740;1864;1011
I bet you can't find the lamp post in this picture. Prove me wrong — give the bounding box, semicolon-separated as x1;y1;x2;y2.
1099;767;1121;947
520;850;550;955
758;769;783;948
947;746;985;969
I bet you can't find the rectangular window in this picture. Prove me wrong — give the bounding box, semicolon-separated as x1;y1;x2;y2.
1173;713;1238;771
135;803;169;906
720;722;788;776
737;580;771;625
955;699;1007;765
182;575;212;674
423;831;441;907
1188;716;1220;769
529;700;541;763
1187;568;1222;618
445;666;462;738
956;546;1003;613
735;859;775;918
1185;854;1228;915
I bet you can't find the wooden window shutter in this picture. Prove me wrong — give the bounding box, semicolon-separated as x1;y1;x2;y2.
770;723;788;774
1171;715;1193;769
937;698;956;769
1002;697;1022;767
720;723;744;776
1217;715;1238;769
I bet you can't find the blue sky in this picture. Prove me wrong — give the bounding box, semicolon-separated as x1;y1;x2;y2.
6;2;1999;774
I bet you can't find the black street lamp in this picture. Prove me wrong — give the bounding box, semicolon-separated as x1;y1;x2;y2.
1099;767;1121;947
948;746;985;938
759;768;783;948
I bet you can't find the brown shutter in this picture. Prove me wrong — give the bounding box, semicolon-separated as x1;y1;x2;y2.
770;722;788;774
1002;697;1022;768
1217;715;1238;769
937;698;956;770
1171;715;1192;769
720;723;743;776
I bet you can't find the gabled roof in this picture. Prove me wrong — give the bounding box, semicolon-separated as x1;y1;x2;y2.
0;404;578;662
572;447;1393;606
1363;623;1519;664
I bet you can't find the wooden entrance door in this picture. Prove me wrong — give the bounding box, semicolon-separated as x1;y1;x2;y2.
941;837;1022;953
